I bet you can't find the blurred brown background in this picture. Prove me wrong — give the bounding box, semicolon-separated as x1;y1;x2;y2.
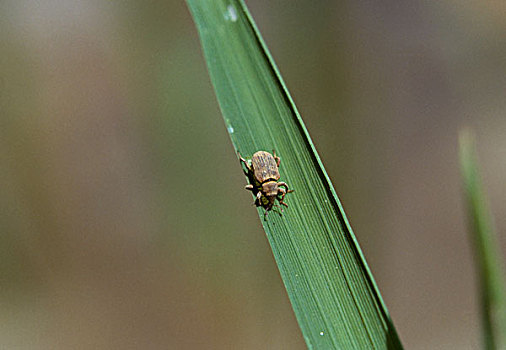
1;0;505;349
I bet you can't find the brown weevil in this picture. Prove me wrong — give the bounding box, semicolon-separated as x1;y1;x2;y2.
238;150;293;218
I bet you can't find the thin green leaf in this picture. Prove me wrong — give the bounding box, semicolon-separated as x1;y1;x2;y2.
186;1;402;348
459;129;506;350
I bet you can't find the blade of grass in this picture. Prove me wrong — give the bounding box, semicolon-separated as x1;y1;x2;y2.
186;1;403;348
459;129;506;350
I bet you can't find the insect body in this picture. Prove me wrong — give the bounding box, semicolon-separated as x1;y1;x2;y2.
238;150;293;217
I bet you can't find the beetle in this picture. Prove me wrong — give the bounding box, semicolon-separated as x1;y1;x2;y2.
238;150;293;217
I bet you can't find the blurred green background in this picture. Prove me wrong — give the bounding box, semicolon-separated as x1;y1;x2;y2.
1;1;506;349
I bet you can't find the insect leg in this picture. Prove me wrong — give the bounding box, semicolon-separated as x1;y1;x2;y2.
277;182;293;192
272;149;281;167
255;191;262;206
245;184;254;191
277;188;289;208
278;198;289;208
237;151;252;173
278;196;289;208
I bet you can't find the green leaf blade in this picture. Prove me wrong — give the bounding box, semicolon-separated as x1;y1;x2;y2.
459;129;506;350
187;1;402;348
